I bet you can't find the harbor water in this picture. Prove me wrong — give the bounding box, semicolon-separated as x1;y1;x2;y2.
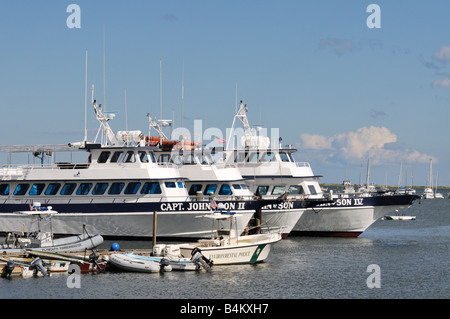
0;198;448;300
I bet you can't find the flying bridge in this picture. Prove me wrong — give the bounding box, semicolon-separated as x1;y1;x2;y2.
0;144;81;154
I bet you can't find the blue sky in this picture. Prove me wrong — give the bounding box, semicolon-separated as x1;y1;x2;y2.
0;1;449;187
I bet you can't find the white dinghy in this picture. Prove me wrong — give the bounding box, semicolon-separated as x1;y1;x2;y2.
108;253;172;273
384;209;416;221
179;212;282;265
1;203;103;254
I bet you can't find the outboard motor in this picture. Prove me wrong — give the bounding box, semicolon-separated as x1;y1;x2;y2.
30;257;48;277
2;260;15;278
89;251;99;262
159;258;170;272
190;247;213;271
89;251;104;272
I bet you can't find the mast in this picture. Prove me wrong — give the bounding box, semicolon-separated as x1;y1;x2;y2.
147;114;168;140
84;50;88;143
428;159;433;188
226;100;252;150
92;85;119;146
181;58;184;127
366;158;370;188
160;59;162;120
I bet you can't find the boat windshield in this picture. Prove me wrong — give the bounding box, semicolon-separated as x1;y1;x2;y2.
279;152;291;162
217;229;231;236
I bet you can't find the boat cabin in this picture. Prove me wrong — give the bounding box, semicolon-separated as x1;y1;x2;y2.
151;149;254;201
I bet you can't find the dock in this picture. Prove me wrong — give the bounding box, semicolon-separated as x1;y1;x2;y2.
1;248;155;278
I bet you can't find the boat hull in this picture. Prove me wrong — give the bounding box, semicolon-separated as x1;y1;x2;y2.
179;233;281;265
108;253;172;273
384;215;416;220
291;194;420;237
1;234;104;254
260;208;305;239
0;200;259;240
125;254;198;271
257;199;329;238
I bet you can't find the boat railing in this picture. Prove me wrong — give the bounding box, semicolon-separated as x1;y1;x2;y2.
208;163;238;170
188;194;255;202
0;194;256;206
156;162;183;169
293;162;310;168
260;194;309;200
0;162;90;173
233;161;310;169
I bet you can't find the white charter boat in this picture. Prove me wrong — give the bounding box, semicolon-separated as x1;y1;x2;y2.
223;101;420;237
179;213;281;265
0;96;263;240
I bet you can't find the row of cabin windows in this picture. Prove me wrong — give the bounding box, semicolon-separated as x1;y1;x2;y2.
97;150;215;167
157;154;214;166
0;181;184;196
97;151;157;164
233;151;294;163
188;183;247;196
256;184;317;196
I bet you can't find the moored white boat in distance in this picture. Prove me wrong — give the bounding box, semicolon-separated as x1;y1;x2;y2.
179;213;282;265
384;215;416;221
384;209;416;220
434;191;444;199
422;159;435;199
422;187;434;199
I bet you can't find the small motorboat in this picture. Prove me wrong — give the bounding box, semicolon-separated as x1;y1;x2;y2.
123;254;198;271
108;253;172;273
1;256;50;277
25;250;107;273
123;244;212;271
178;212;282;265
2;256;70;273
1;203;104;254
384;215;416;220
384;210;416;221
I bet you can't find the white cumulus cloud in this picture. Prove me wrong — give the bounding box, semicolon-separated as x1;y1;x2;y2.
432;78;450;88
433;45;450;62
299;126;435;165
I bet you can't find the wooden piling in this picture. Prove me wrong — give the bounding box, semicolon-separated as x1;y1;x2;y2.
152;211;157;248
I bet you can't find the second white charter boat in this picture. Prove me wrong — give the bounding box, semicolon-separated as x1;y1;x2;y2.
143;115;328;239
223;101;421;237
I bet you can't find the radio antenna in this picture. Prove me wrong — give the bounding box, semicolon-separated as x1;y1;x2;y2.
84;50;88;142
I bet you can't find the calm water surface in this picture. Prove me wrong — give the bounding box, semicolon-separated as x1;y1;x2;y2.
1;198;448;300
